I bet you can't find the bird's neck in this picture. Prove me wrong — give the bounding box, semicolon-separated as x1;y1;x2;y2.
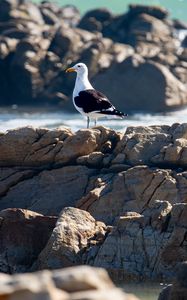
73;73;93;97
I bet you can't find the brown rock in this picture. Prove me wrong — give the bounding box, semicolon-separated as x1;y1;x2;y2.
0;270;69;300
33;207;107;270
0;165;94;215
52;265;114;292
93;56;187;113
87;202;187;281
0;266;140;300
115;123;187;167
0;126;120;167
0;208;57;273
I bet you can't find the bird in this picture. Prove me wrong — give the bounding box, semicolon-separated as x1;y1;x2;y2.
66;62;127;128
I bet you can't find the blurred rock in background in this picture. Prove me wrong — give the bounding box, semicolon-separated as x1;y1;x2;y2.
0;0;187;112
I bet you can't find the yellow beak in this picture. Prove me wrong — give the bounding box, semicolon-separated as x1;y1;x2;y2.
66;67;76;73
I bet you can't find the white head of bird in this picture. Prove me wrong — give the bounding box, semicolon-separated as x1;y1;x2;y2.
66;63;88;77
66;62;93;96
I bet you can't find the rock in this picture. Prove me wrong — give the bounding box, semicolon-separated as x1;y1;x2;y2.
93;57;187;113
49;25;82;59
0;0;19;22
173;19;187;30
158;285;172;300
0;126;120;167
182;35;187;48
52;265;114;292
0;269;69;300
0;1;186;112
86;202;187;281
33;207;107;270
0;125;186;281
0;165;94;215
128;4;168;20
59;5;80;27
126;13;171;46
0;266;140;300
0;208;57;273
78;8;112;32
158;262;187;299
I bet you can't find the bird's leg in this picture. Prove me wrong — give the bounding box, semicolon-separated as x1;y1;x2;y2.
94;118;97;127
87;117;90;129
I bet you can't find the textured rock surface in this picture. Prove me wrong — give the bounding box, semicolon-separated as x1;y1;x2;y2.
0;1;186;112
33;207;107;270
0;266;140;300
0;125;187;281
93;58;187;112
158;261;187;300
0;208;57;273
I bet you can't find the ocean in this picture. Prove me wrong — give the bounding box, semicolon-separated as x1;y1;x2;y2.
0;106;187;133
34;0;187;21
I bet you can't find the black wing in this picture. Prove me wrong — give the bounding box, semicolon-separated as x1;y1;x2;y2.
74;89;113;113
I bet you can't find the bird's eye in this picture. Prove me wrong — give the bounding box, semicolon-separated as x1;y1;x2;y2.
78;65;80;68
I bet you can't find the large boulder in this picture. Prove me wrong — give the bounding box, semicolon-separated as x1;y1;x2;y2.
93;56;187;112
33;207;107;270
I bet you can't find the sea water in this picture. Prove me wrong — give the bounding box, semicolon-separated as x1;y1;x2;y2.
0;106;186;133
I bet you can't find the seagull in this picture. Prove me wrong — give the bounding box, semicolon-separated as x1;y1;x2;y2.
66;62;127;128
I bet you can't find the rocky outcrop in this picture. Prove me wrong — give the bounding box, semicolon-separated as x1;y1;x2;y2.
0;1;186;112
0;125;187;282
158;261;187;300
32;204;187;281
0;265;139;300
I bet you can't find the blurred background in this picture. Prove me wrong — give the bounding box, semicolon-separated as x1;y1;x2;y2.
0;0;187;132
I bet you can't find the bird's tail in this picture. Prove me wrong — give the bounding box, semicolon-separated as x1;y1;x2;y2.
103;109;128;118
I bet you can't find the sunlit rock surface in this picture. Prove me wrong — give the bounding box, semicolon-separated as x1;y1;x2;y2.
0;125;186;282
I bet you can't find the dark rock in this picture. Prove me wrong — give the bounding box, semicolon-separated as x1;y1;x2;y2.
79;8;112;32
81;8;113;23
1;28;29;39
0;208;57;273
176;261;187;288
158;285;172;300
158;262;187;299
0;0;19;22
173;19;187;30
40;7;59;25
93;55;187;113
49;25;81;58
182;35;187;48
79;17;102;32
128;4;168;20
